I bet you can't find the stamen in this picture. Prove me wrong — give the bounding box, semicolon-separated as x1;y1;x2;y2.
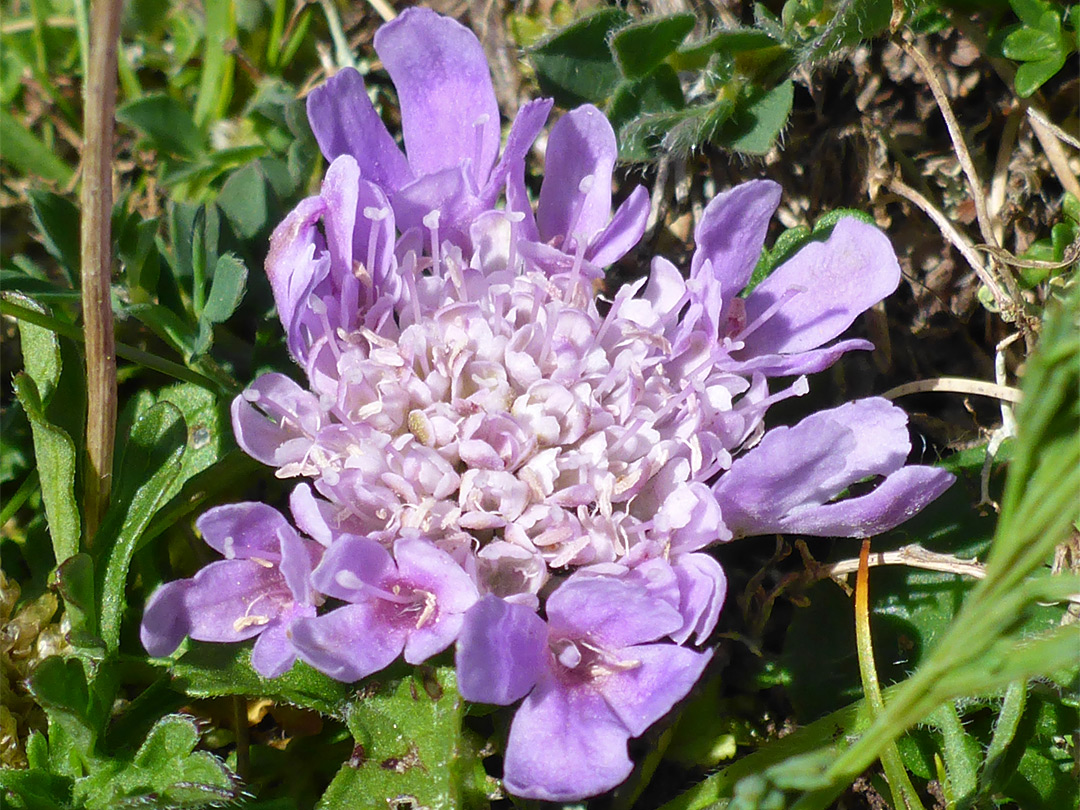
233;615;270;632
471;113;489;176
423;210;442;278
736;287;804;342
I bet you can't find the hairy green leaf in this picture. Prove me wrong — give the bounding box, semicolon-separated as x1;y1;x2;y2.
610;13;696;80
117;93;204;158
528;8;631;107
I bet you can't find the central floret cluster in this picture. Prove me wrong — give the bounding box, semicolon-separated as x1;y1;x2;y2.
141;8;954;802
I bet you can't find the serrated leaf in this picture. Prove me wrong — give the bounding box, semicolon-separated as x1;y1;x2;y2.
117;93;204;158
26;190;80;284
170;642;354;717
529;8;632;107
81;714;239;810
318;666;488;810
96;401;187;652
713;79;793;155
610;13;696;80
13;374;80;564
26;656;95;777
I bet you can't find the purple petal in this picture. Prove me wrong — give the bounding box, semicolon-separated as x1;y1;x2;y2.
289;483;335;546
537;105;616;245
456;595;547;705
587;185;650;268
481;97;553;208
546;575;682;648
596;643;712;737
503;671;633;801
403;611;464;665
141;579;192;657
264;196;330;359
290;604;406;682
394;536;479;614
729;338;874;377
713;398;913;538
196;502;294;561
741;217;900;355
183;560;292;643
391;164;479;244
671;553;727;645
690;179;781;294
231;373;322;468
306;67;412;190
656;482;730;552
250;610;310;679
761;465;955;538
310;535;396;602
375;7;500;187
318;155;361;330
280;531;322;607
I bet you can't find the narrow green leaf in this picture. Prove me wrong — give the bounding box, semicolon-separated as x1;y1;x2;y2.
528;7;632;107
96;401;187;653
14;293;61;402
56;553;98;645
0;110;74;184
116;93;204;158
193;0;237;128
610;13;696;80
13;374;80;564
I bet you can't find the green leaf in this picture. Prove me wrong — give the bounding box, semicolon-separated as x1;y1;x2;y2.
0;768;76;810
96;401;187;652
13;293;61;402
1009;0;1055;28
0;109;74;184
193;253;248;357
217;161;271;239
193;0;237;128
528;7;632;107
609;64;686;161
713;79;793;155
26;190;80;284
124;302;198;360
117;93;204;158
170;642;354;717
674;27;781;70
79;714;239;810
610;13;696;80
13;374;80;564
1002;25;1061;60
56;553;99;645
26;656;95;777
1013;54;1066;97
318;666;489;809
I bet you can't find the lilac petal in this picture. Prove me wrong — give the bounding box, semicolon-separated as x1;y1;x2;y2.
729;338;874;377
761;465;955;538
713;398;913;538
671;553;727;645
587;185;650;268
657;482;730;552
289;483;335;546
279;531;322;606
597;643;712;737
290;604;406;682
537;105;616;245
481;97;554;208
353;180;397;301
231;373;322;467
506;163;539;242
375;7;500;186
318;156;361;329
403;611;464;665
391;164;478;242
250;612;307;679
690;179;781;294
264;196;330;359
741;217;900;355
547;575;682;648
310;535;396;602
456;595;547;705
196;502;294;561
503;671;633;801
306;67;412;190
394;536;479;614
141;579;192;657
183;560;291;643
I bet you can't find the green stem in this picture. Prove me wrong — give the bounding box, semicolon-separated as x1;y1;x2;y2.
854;540;926;810
319;0;356;69
80;0;123;544
0;471;40;527
0;299;224;391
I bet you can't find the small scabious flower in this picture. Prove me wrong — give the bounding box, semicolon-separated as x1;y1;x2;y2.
143;7;955;801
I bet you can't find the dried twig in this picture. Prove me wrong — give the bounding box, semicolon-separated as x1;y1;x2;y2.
81;0;123;542
881;376;1023;404
827;543;986;580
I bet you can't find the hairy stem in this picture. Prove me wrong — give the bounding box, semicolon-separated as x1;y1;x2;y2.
80;0;123;543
